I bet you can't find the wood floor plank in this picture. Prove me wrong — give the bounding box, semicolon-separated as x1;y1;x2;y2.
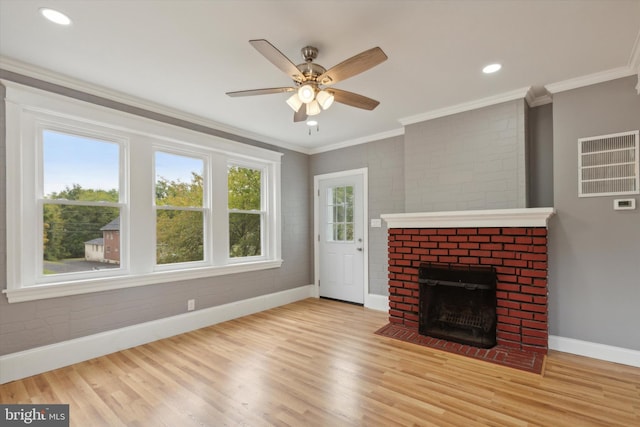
1;298;639;426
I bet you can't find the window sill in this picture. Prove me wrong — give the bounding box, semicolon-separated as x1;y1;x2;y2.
3;260;283;303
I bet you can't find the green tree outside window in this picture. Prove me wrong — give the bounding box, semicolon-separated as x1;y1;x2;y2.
228;166;262;257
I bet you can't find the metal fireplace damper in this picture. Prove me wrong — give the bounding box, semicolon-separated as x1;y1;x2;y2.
418;263;497;348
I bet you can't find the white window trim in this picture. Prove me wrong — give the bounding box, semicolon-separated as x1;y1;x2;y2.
153;148;210;271
227;161;270;264
3;80;283;303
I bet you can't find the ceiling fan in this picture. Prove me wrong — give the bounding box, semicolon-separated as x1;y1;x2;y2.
226;39;388;122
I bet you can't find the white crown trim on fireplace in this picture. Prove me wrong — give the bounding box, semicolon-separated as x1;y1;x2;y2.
380;208;556;229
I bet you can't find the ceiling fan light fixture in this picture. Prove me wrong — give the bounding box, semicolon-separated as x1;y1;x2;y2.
316;90;335;110
297;84;316;103
306;100;321;116
286;93;303;112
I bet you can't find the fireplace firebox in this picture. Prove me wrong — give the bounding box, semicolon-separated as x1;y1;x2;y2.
419;263;497;348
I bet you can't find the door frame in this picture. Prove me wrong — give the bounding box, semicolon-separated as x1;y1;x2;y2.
313;168;369;302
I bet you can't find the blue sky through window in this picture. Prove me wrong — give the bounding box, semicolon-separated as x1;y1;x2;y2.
43;131;202;197
155;151;203;184
43;130;119;197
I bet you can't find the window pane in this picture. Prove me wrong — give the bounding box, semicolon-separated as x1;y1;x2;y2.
43;130;119;200
334;186;345;204
335;224;345;241
346;205;353;222
326;185;355;242
156;152;203;207
156;210;204;264
229;212;261;257
43;206;120;275
228;166;261;210
346;223;354;241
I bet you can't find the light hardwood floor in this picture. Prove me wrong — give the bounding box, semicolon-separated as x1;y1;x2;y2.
1;298;639;426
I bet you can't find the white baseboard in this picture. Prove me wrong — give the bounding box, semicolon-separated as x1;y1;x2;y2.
0;285;315;384
365;294;389;312
4;291;635;385
549;335;640;368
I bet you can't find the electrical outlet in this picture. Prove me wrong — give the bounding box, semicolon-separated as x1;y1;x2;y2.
187;299;195;311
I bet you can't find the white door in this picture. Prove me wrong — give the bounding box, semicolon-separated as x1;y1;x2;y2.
316;171;365;304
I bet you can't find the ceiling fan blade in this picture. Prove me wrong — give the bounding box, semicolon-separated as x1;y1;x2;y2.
331;89;380;110
226;87;295;97
317;47;387;86
249;39;305;82
294;108;308;122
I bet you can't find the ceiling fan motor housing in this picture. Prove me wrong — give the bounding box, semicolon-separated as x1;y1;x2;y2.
301;46;318;62
296;46;325;84
296;62;326;84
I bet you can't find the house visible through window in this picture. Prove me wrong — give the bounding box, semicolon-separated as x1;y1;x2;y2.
41;130;122;276
4;82;282;303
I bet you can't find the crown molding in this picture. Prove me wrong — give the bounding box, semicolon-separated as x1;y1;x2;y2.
545;66;636;94
526;89;553;107
399;86;532;126
308;127;405;155
0;56;311;154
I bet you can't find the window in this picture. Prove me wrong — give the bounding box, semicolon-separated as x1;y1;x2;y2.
41;130;123;278
228;164;263;258
155;151;206;265
326;185;354;242
4;81;282;303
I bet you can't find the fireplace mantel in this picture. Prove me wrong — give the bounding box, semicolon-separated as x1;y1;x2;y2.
381;207;555;229
382;206;556;369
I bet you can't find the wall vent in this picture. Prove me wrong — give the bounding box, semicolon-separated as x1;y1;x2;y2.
578;130;639;197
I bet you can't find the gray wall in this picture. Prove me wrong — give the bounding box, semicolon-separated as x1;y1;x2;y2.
549;76;640;350
0;72;311;356
528;104;554;207
310;136;404;296
2;68;638;356
404;100;528;211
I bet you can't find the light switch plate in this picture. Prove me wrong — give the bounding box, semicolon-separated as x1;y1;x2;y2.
371;218;382;228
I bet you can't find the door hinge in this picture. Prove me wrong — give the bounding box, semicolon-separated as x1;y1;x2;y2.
317;189;320;197
318;234;320;242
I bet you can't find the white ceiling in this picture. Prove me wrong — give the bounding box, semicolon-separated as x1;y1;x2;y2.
1;1;639;154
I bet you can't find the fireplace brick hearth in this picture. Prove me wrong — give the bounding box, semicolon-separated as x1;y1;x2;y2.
387;226;549;354
379;209;555;373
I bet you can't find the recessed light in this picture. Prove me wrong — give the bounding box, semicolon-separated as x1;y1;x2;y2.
482;63;502;74
40;8;72;26
306;120;318;126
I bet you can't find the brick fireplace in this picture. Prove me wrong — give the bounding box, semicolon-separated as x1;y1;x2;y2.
378;208;555;373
